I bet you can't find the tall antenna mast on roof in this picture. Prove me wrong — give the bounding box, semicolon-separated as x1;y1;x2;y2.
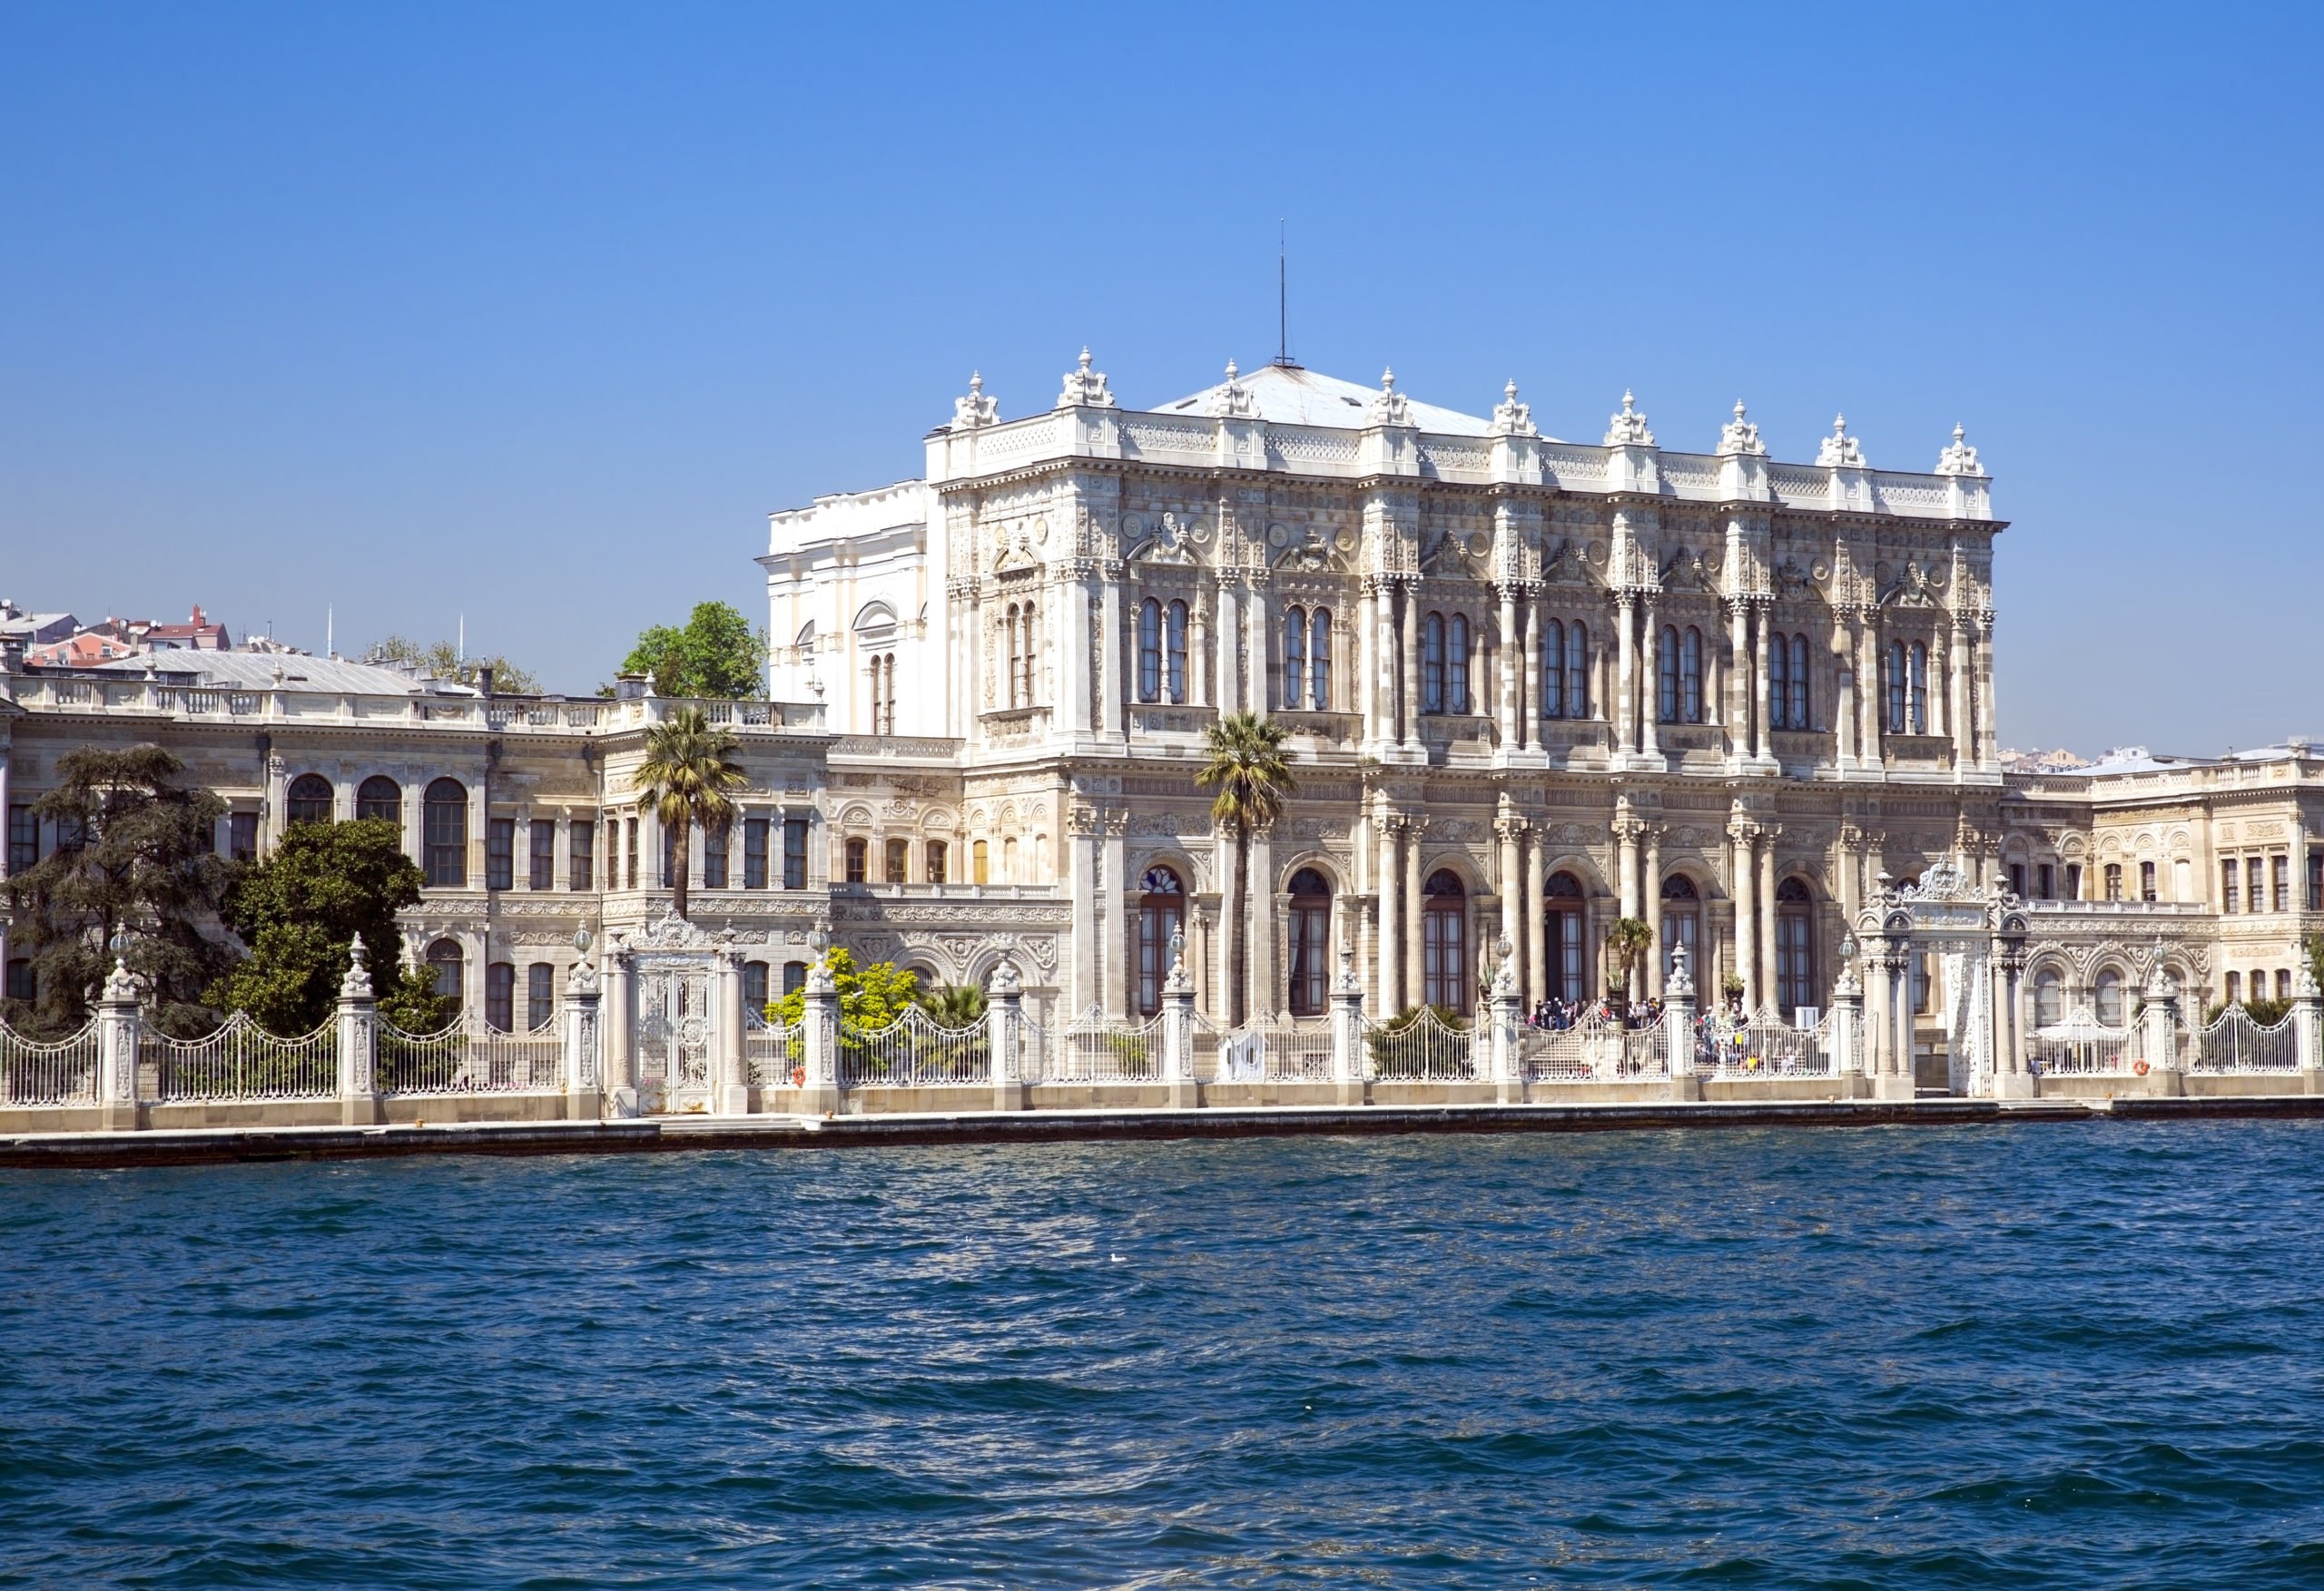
1274;220;1300;368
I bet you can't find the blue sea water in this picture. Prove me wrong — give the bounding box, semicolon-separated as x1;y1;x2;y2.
5;1123;2324;1587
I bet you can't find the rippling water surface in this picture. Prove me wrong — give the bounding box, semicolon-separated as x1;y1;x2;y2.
7;1123;2324;1586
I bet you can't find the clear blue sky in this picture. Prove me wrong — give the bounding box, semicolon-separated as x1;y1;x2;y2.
3;3;2316;753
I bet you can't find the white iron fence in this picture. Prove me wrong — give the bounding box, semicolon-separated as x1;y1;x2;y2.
2192;1006;2298;1074
1705;1007;1837;1079
378;1017;559;1095
1365;1007;1480;1081
0;1020;101;1105
144;1014;338;1103
1050;1008;1161;1083
1214;1016;1333;1083
744;1010;800;1086
838;1007;991;1088
2029;1007;2138;1076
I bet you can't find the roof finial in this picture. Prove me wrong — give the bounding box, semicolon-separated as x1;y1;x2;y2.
1057;347;1115;408
1490;378;1536;438
952;370;999;429
1603;388;1656;447
1816;412;1867;467
1935;422;1984;477
1717;398;1765;457
1367;366;1412;426
1209;358;1258;419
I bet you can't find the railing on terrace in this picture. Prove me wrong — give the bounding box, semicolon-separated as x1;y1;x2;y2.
2029;1007;2137;1076
0;1019;100;1106
743;1009;799;1086
2192;1006;2298;1074
143;1013;338;1103
838;1007;990;1088
1705;1007;1837;1079
1052;1008;1161;1084
1365;1007;1479;1082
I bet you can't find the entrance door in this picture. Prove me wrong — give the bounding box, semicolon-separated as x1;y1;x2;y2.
635;958;715;1114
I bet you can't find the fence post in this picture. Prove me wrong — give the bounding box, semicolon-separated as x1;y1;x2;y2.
563;947;603;1122
2297;961;2323;1094
1831;947;1867;1098
1664;939;1701;1103
606;939;637;1118
987;960;1029;1113
95;955;143;1133
1489;938;1523;1105
335;939;381;1127
1330;945;1366;1108
2142;956;2182;1097
1163;929;1198;1110
717;942;751;1117
800;956;842;1116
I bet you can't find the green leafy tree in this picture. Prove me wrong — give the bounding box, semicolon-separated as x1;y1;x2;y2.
207;817;450;1035
367;635;541;695
632;706;749;918
615;602;769;699
1602;916;1654;1004
0;744;234;1037
1195;712;1296;1026
766;948;920;1030
916;981;988;1031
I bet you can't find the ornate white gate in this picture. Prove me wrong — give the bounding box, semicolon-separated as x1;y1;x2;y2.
622;911;724;1115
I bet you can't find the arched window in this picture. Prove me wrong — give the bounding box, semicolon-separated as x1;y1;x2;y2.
2140;860;2157;902
844;837;868;882
1682;628;1704;723
486;961;515;1032
1308;608;1332;710
2226;970;2242;1006
742;960;769;1015
1137;866;1186;1016
1776;877;1815;1014
357;775;400;826
1787;633;1809;731
287;774;333;827
1566;623;1589;719
1657;625;1679;722
1283;605;1307;710
867;653;897;735
2103;863;2122;901
1886;641;1907;734
1137;598;1162;702
2094;968;2125;1027
1421;613;1446;713
426;938;464;1014
1545;871;1584;1002
1422;869;1470;1015
1164;600;1188;703
1659;874;1699;985
1909;642;1928;734
1002;835;1018;881
1770;630;1791;728
1541;618;1565;719
883;839;909;884
1286;868;1331;1017
2034;968;2063;1027
1448;614;1471;714
971;838;990;885
423;779;468;888
926;840;949;884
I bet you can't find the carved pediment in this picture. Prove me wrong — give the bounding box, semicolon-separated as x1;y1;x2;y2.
1659;548;1716;594
1128;511;1199;565
1420;525;1489;575
1540;538;1600;588
1271;525;1348;573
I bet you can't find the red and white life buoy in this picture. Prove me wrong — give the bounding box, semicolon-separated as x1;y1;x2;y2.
2132;1059;2151;1076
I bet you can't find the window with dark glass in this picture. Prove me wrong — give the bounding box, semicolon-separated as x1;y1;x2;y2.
743;819;769;889
1136;866;1185;1017
1767;627;1788;729
1909;642;1928;734
1422;869;1470;1014
844;837;868;883
1658;624;1680;723
2103;863;2122;901
926;840;948;884
1660;874;1699;987
2008;862;2027;897
1164;600;1188;703
1787;633;1809;730
1545;871;1584;1001
1683;627;1705;723
423;780;468;887
1283;605;1307;710
527;963;554;1031
1137;598;1162;702
569;820;594;891
2272;855;2290;912
229;811;259;863
2141;860;2157;902
6;805;35;874
357;775;401;825
1285;868;1331;1017
1565;623;1588;718
1447;614;1471;713
884;838;908;884
2034;969;2063;1026
624;818;638;889
2309;850;2322;912
2249;856;2265;915
1775;877;1815;1013
1421;612;1445;713
2227;970;2242;1005
782;818;808;889
1541;618;1565;719
743;960;769;1013
2094;969;2124;1026
1308;608;1331;710
486;960;515;1031
2038;863;2054;900
426;938;464;1013
487;818;515;891
1910;952;1930;1015
2064;863;2082;900
704;825;729;889
4;958;31;1003
783;960;807;997
55;814;85;854
286;773;333;827
660;824;675;889
529;820;555;889
1886;641;1906;734
2222;859;2238;912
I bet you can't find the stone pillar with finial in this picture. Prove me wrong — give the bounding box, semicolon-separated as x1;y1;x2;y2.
1330;940;1366;1108
1162;925;1199;1110
987;959;1029;1113
2293;959;2323;1093
1664;938;1700;1102
95;938;142;1133
799;950;842;1118
1831;936;1866;1095
335;938;380;1126
2142;946;2182;1097
563;928;603;1122
1490;934;1523;1105
717;928;750;1117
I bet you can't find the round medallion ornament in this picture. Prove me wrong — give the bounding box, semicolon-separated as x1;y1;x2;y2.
1811;559;1831;582
1267;522;1290;548
1334;526;1358;553
1588;541;1609;566
1466;532;1491;558
1189;520;1214;547
1031;517;1049;545
1119;512;1143;540
1925;562;1947;587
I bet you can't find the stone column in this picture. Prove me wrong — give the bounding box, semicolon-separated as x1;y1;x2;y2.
1069;813;1098;1017
1249;823;1277;1018
1861;614;1885;765
336;940;380;1127
1975;614;1999;768
1490;941;1522;1104
1376;812;1402;1016
1664;940;1700;1102
1614;594;1637;757
718;946;750;1115
1758;835;1779;1016
1161;930;1198;1110
1643;826;1664;998
1949;619;1973;771
800;957;842;1116
1616;820;1640;920
2142;958;2183;1097
1101;810;1128;1019
1729;824;1758;1010
1879;940;1916;1100
1358;583;1379;743
562;950;603;1121
1639;600;1660;761
606;945;635;1115
1214;575;1240;715
1098;580;1123;735
1496;808;1523;979
1835;614;1858;765
1404;816;1427;1012
95;958;141;1133
1498;585;1521;747
1398;582;1421;751
1727;601;1751;763
2294;961;2323;1094
1521;593;1543;753
1994;942;2029;1097
1752;604;1775;762
1524;825;1548;1010
1244;579;1270;715
1830;948;1864;1091
988;960;1029;1112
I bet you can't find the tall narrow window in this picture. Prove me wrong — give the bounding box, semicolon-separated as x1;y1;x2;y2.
2309;851;2322;912
1137;867;1186;1017
1775;877;1816;1014
487;819;515;891
661;824;675;889
1422;870;1471;1015
2141;860;2157;902
782;818;808;889
2223;859;2239;912
625;818;638;890
427;938;464;1014
783;961;807;997
972;839;990;885
2249;856;2265;915
486;961;515;1032
527;963;555;1031
1448;614;1471;714
2104;863;2122;901
1682;627;1704;723
2064;862;2082;901
6;958;33;1002
2009;863;2026;897
1769;631;1791;729
287;774;333;827
1657;625;1680;722
1566;622;1588;718
2037;862;2053;899
424;780;468;888
844;837;868;883
1137;598;1162;702
743;818;768;889
357;775;400;826
529;820;555;890
884;838;909;884
1909;642;1928;734
1787;633;1809;731
2227;971;2242;1006
743;961;769;1015
9;804;38;874
1545;871;1584;1001
229;812;259;862
926;840;948;884
2095;970;2125;1027
2034;969;2063;1027
1309;608;1332;710
1541;618;1565;719
1659;874;1700;987
1286;869;1331;1017
2273;855;2290;912
1164;601;1188;703
1422;613;1446;713
1018;603;1037;705
1886;641;1907;734
704;825;729;889
1283;605;1307;710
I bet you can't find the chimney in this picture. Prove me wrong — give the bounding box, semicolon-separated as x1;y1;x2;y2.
478;665;496;697
191;604;205;626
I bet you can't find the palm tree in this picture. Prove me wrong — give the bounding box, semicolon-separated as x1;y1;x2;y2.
1603;916;1654;1009
916;981;988;1031
633;706;748;919
1195;711;1296;1026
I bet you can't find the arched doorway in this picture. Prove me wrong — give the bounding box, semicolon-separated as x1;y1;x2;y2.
1423;869;1469;1015
1775;877;1817;1013
1659;874;1699;987
1137;866;1185;1016
1544;871;1584;1003
1285;868;1331;1017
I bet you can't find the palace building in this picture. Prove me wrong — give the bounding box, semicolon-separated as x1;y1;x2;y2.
2;350;2318;1090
